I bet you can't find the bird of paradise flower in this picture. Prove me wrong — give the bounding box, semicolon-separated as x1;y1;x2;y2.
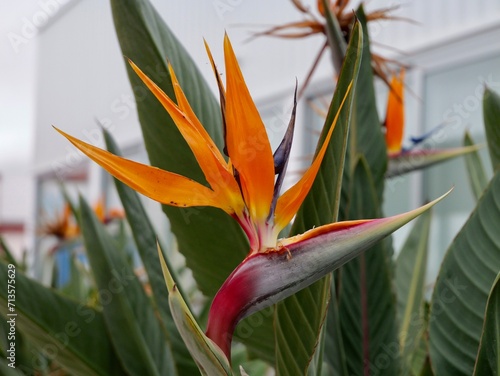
384;70;481;177
55;35;449;366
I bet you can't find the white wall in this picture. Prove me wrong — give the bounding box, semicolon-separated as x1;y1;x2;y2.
0;2;41;260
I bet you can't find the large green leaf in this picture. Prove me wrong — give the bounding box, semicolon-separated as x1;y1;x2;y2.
111;0;248;299
463;132;488;201
473;271;500;375
410;303;432;376
484;87;500;171
337;157;399;376
323;279;348;376
103;129;198;375
331;7;398;376
396;210;432;375
0;262;124;376
348;5;387;204
274;21;363;376
320;11;374;375
233;312;275;365
429;169;500;375
79;197;175;376
0;307;40;374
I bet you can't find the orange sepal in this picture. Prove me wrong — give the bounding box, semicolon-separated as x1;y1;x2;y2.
385;69;405;155
54;127;233;212
223;34;275;222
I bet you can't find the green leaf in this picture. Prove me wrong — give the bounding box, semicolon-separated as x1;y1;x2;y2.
0;332;42;376
1;304;43;374
157;244;233;376
410;303;432;376
463;132;488;200
429;169;500;375
103;128;198;375
337;157;400;376
274;22;363;376
233;314;275;365
0;262;125;376
395;209;432;375
349;5;387;204
484;87;500;171
332;7;396;375
473;271;500;376
323;278;348;376
111;0;248;298
79;197;176;376
275;275;331;376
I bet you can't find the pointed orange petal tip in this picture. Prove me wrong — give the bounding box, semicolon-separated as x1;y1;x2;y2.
223;34;275;222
